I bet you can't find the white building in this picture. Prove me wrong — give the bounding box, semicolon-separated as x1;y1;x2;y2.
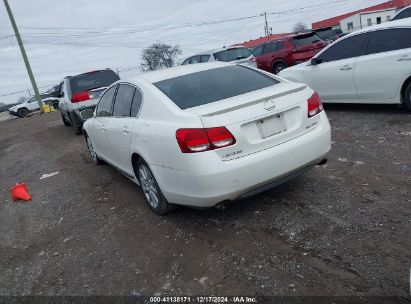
340;8;399;33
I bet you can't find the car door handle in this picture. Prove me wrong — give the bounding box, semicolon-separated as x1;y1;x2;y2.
340;65;352;71
122;127;130;135
100;126;106;132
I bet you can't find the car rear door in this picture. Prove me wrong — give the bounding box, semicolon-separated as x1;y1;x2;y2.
303;33;368;102
354;28;411;101
91;85;117;159
104;84;142;175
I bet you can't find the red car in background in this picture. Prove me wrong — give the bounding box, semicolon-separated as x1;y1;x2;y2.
251;32;327;74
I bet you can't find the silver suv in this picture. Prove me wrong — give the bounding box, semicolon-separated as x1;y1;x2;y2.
58;69;119;134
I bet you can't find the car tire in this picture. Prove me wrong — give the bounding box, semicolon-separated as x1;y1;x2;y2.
136;159;175;215
272;61;288;75
61;113;71;126
17;108;29;118
68;114;82;135
405;82;411;111
85;134;104;165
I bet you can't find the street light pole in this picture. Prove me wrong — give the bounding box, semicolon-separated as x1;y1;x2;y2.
3;0;43;110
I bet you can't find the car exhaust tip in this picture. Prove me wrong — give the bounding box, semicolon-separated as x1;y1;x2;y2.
318;158;328;166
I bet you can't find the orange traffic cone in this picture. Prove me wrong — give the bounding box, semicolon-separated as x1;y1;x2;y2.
11;183;32;201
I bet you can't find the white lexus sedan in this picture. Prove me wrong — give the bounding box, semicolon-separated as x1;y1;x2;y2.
279;19;411;110
83;62;331;215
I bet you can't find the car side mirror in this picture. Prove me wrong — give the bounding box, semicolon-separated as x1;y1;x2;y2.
310;58;320;66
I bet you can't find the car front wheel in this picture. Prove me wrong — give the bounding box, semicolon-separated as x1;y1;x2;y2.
17;108;29;118
136;159;174;215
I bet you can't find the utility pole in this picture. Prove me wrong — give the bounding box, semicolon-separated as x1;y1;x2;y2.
261;12;270;37
3;0;43;110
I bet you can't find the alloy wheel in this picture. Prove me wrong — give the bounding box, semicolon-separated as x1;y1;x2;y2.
138;164;159;209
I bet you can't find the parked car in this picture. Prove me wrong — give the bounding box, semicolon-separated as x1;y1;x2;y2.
251;32;327;74
83;62;331;215
181;46;257;68
8;96;41;118
313;27;340;43
391;5;411;21
58;69;120;134
278;19;411;110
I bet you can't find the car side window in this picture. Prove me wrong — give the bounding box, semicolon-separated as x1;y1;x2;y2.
181;58;190;65
276;41;285;50
27;97;35;103
392;8;411;20
200;55;210;62
189;56;201;64
130;89;143;117
365;28;411;55
112;84;136;117
251;45;263;56
263;42;277;54
317;33;368;63
96;86;117;117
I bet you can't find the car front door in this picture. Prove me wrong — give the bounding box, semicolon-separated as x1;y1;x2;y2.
104;84;139;175
354;28;411;101
303;33;368;102
26;97;38;111
91;85;117;160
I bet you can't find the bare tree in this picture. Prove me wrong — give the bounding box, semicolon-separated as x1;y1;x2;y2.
141;43;182;72
293;22;308;33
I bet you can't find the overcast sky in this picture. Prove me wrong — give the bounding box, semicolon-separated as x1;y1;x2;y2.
0;0;383;103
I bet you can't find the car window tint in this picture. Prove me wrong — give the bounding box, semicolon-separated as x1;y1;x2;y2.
293;34;322;46
70;70;120;94
263;42;277;54
190;56;201;64
213;48;251;62
112;84;135;117
318;33;368;62
365;28;411;55
154;65;279;110
181;58;190;65
131;89;143;117
276;41;285;50
96;86;116;117
251;45;263;56
392;7;411;20
200;55;210;62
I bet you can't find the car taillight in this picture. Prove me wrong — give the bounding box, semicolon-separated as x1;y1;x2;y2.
307;92;323;118
71;91;90;103
176;127;236;153
250;56;256;62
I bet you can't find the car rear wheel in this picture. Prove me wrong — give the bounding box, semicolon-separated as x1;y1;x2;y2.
405;82;411;111
17;108;29;118
85;135;103;165
136;159;174;215
272;62;287;75
68;114;82;135
61;113;71;126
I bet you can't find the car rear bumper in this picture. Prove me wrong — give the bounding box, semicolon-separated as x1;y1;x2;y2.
151;111;331;207
69;106;96;126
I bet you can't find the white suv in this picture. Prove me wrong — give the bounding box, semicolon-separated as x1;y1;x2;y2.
8;96;41;118
181;46;257;68
58;69;120;134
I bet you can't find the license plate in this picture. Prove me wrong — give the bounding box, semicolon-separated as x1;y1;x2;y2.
257;115;286;138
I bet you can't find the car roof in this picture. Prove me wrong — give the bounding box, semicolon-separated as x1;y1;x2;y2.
345;17;411;37
128;62;231;84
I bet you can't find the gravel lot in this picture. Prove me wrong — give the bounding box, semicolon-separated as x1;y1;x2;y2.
0;106;410;299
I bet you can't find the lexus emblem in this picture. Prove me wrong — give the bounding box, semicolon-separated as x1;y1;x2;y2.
264;100;276;111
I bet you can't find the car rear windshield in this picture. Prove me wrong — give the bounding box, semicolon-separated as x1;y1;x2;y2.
70;70;120;93
154;65;279;110
213;48;251;62
292;34;322;46
315;29;336;41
